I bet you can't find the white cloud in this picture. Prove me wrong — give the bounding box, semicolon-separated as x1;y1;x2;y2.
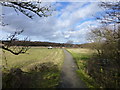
1;2;102;44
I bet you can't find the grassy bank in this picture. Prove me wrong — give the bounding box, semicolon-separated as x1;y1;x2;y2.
67;48;99;88
1;47;64;88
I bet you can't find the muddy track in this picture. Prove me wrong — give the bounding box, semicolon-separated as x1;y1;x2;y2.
59;49;87;88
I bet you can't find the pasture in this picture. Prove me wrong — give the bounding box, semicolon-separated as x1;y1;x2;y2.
1;47;64;88
2;47;64;71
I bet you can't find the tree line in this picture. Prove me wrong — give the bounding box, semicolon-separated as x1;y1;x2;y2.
1;40;75;47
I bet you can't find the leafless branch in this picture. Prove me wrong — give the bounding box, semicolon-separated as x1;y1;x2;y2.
2;30;30;55
0;2;53;19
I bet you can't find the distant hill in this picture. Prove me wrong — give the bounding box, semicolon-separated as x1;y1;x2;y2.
1;40;77;48
1;40;93;48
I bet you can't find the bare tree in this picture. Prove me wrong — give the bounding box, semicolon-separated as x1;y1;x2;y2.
87;2;120;88
97;2;120;24
1;1;53;55
2;30;30;55
89;1;120;59
0;1;52;19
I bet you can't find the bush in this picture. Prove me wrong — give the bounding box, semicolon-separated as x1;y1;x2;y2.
2;62;60;88
3;68;30;88
87;27;120;88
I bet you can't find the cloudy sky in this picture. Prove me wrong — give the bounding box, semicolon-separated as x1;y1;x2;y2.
1;1;104;44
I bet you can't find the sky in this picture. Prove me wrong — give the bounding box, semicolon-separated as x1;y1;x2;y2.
1;1;104;44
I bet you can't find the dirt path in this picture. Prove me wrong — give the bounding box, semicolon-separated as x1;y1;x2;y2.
59;49;87;88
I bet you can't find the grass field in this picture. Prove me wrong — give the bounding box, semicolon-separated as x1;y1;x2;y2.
2;47;64;70
1;47;64;88
67;48;99;88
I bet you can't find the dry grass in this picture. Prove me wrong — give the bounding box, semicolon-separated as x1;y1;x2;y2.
67;48;95;55
2;47;64;88
2;47;64;71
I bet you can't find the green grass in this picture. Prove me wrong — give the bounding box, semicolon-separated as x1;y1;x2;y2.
2;47;63;70
67;48;99;88
1;47;64;88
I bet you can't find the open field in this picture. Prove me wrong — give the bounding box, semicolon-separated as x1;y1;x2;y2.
67;48;94;69
67;48;99;88
1;47;64;71
1;47;64;88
